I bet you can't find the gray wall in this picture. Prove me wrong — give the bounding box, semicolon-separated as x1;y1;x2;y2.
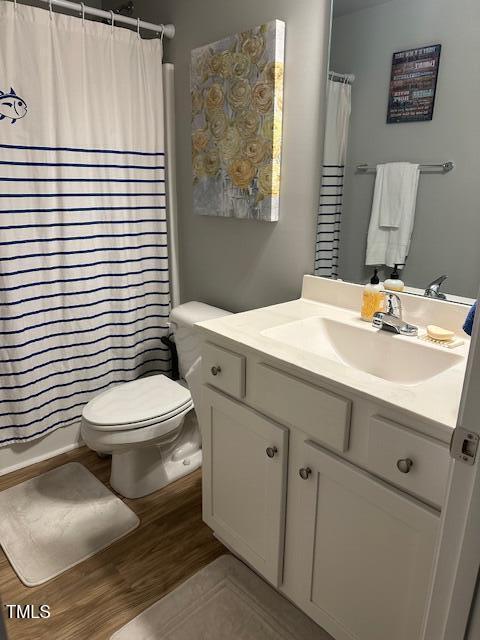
104;0;331;312
331;0;480;299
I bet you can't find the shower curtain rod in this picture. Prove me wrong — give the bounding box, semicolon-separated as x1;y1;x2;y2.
31;0;175;38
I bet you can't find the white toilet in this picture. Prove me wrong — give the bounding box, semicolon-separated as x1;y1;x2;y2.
81;302;230;499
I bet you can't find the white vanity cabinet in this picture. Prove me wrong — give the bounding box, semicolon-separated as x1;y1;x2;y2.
201;386;288;586
297;439;439;640
200;338;447;640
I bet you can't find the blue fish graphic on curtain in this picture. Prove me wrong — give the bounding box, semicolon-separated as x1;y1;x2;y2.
0;88;27;124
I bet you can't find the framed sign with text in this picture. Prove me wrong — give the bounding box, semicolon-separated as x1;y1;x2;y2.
387;44;441;124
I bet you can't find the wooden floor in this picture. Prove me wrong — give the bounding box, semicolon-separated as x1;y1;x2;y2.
0;447;225;640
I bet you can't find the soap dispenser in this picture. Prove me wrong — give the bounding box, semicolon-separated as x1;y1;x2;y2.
361;269;385;322
384;265;405;292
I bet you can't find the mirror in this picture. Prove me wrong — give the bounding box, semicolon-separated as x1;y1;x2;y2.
315;0;479;303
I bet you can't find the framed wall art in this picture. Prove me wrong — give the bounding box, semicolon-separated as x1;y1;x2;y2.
191;20;285;221
387;44;441;124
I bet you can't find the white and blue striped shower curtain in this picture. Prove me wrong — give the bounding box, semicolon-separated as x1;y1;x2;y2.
0;3;171;445
315;78;351;278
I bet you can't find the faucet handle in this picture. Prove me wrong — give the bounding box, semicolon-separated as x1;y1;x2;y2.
425;275;448;299
385;292;402;318
430;274;448;286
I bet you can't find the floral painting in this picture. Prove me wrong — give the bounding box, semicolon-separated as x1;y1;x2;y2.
190;20;285;222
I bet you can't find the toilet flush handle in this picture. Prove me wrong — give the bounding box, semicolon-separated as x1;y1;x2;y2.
211;365;222;376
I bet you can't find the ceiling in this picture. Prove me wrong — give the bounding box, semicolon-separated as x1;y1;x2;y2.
333;0;395;18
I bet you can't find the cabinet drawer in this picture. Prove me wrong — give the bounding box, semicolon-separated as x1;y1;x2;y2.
368;416;450;507
202;342;246;399
249;363;351;453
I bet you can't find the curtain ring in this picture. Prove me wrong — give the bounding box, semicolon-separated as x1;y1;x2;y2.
137;17;140;39
49;0;53;20
80;2;85;25
110;10;115;33
159;24;165;47
13;0;17;11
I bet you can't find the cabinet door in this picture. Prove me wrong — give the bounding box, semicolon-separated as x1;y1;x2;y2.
297;439;439;640
202;386;288;586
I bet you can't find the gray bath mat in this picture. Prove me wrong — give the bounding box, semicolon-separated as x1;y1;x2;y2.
111;555;332;640
0;462;139;586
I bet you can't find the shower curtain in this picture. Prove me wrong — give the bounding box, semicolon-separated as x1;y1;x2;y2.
0;2;171;445
315;77;352;278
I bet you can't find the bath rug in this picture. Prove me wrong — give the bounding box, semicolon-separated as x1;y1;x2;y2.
111;555;332;640
0;462;139;586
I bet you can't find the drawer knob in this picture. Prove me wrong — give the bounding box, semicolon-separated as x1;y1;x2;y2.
397;458;414;474
299;467;312;480
266;446;278;458
210;366;222;376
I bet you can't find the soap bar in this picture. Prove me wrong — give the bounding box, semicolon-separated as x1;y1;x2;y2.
427;325;455;341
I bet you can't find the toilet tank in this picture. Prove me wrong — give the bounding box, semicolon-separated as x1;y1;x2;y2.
169;302;231;378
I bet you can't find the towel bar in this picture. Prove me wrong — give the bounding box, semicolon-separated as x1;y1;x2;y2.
356;161;454;173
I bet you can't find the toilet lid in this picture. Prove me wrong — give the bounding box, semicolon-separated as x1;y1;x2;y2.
82;375;192;428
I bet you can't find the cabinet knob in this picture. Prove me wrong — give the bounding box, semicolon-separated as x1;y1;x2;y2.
210;365;222;376
299;467;312;480
397;458;413;474
266;446;278;458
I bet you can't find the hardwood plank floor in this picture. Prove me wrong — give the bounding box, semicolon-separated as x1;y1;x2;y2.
0;447;225;640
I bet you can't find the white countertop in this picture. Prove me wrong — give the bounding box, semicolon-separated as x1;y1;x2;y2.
196;278;470;442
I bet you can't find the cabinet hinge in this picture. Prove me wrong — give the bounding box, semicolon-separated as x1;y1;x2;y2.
450;427;479;465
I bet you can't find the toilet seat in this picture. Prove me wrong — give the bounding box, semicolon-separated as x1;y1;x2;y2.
82;374;192;432
81;407;192;451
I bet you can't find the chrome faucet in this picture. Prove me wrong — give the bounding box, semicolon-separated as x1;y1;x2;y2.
424;275;448;300
372;293;418;336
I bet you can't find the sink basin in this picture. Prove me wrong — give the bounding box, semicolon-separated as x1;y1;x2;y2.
262;316;463;386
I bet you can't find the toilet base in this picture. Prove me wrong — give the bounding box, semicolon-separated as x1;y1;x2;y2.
110;446;202;499
109;412;203;499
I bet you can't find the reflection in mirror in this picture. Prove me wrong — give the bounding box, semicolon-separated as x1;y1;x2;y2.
315;0;479;303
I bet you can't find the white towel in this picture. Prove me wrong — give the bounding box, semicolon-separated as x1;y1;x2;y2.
366;162;420;267
377;163;420;227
